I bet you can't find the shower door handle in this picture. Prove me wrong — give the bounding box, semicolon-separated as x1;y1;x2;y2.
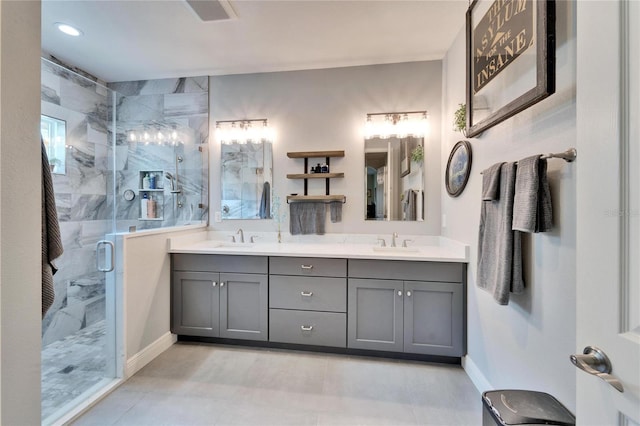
96;240;115;272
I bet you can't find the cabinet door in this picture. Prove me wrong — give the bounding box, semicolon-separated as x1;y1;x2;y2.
171;271;219;337
403;281;463;356
347;278;404;352
219;273;268;341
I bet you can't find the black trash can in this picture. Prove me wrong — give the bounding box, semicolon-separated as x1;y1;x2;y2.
482;390;576;426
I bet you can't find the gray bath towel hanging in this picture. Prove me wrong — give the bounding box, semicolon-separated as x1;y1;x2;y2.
512;156;553;233
289;202;326;235
477;162;524;305
42;138;64;317
259;181;271;219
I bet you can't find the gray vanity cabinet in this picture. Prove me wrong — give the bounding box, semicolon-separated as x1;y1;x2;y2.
348;259;465;357
268;257;347;348
172;271;220;337
171;254;268;341
347;278;404;352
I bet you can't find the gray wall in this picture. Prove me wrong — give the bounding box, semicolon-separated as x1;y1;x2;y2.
0;1;42;423
441;1;577;411
209;61;443;235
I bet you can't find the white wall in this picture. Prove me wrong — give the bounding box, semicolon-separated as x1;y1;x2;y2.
441;1;577;411
0;1;42;423
209;61;443;236
121;227;204;366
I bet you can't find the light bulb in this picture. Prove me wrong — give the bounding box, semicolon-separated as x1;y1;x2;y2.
364;116;374;140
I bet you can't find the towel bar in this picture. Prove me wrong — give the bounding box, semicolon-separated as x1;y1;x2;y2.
480;148;577;174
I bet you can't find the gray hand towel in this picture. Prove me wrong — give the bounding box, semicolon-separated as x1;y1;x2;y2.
42;138;64;317
477;162;524;305
481;162;504;201
512;156;553;233
289;202;326;235
330;201;342;223
259;181;271;219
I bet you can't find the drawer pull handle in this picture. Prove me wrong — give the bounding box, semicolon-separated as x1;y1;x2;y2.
212;281;217;287
398;291;402;296
300;325;314;331
406;291;412;297
301;265;314;270
301;291;313;297
220;282;225;287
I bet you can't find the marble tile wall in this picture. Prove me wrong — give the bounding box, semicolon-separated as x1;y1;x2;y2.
108;77;209;232
41;59;112;345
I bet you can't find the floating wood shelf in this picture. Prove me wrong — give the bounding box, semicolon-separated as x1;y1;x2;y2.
286;172;345;179
286;150;345;201
286;195;346;203
287;150;345;159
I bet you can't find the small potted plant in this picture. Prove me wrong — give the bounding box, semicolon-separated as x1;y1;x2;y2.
453;103;467;137
411;144;424;163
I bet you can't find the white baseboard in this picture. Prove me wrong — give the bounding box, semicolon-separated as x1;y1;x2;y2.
125;332;177;378
462;355;493;394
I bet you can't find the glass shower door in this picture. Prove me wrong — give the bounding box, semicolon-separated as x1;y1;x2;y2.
40;58;120;424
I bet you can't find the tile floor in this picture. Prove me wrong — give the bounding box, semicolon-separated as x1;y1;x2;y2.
73;343;482;425
42;320;107;421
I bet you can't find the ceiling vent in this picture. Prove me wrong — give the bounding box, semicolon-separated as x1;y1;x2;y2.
184;0;237;22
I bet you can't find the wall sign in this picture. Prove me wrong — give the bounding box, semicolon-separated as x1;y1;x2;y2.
466;0;556;138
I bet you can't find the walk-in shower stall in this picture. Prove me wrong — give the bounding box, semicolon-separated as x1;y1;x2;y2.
40;58;208;424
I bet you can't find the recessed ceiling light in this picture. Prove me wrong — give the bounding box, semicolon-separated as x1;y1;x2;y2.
54;22;83;37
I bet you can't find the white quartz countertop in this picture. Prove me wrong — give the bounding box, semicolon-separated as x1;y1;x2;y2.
168;232;469;263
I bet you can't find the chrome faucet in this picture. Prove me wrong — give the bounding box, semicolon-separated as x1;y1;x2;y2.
391;232;398;247
237;228;244;243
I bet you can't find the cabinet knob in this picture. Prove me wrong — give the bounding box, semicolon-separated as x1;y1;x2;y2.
220;282;225;287
212;281;217;287
300;291;313;297
301;265;313;270
300;325;314;331
397;291;402;296
406;291;412;297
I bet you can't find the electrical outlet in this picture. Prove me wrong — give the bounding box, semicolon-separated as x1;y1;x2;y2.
214;211;222;222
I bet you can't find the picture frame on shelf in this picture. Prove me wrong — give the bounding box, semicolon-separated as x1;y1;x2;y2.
466;0;555;138
445;141;472;197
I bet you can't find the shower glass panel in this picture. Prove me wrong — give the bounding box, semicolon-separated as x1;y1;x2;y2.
40;63;210;423
109;77;209;232
40;58;119;424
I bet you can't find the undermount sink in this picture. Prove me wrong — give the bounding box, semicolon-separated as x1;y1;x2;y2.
212;242;255;248
372;246;419;253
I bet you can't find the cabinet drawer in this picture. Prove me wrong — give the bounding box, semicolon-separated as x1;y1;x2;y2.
270;257;347;277
348;259;464;283
269;276;346;312
269;309;346;348
172;254;267;274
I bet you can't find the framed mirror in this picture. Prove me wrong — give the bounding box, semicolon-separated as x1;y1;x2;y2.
365;136;424;221
221;141;273;219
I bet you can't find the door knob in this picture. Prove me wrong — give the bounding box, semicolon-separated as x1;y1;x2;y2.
570;346;624;393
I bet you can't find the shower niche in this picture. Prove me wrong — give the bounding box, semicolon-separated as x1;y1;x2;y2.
138;170;165;221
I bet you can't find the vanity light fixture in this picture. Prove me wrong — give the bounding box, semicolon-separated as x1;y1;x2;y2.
216;119;274;145
126;125;185;146
364;111;428;140
55;22;83;37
